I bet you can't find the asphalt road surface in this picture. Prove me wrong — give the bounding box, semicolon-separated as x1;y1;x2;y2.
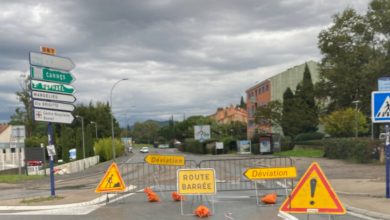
0;148;375;219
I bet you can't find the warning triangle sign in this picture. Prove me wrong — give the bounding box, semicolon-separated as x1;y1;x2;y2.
279;162;345;215
95;162;126;193
376;96;390;118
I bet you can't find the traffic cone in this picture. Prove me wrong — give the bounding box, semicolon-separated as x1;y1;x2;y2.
194;205;210;218
261;193;277;204
171;192;185;201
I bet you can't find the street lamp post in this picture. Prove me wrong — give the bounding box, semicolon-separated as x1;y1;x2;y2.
352;100;361;138
90;121;98;139
110;78;128;160
76;115;86;162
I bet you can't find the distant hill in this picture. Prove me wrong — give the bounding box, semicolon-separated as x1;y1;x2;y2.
124;119;171;129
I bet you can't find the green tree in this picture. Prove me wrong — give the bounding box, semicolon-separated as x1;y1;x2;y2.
321;108;368;137
239;96;246;109
317;7;380;115
281;88;300;137
132;121;159;144
294;64;318;133
254;100;282;128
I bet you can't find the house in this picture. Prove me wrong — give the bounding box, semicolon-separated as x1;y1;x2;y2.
210;105;248;124
0;124;26;171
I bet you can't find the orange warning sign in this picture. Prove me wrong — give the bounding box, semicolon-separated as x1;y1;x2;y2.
280;162;345;215
95;162;126;193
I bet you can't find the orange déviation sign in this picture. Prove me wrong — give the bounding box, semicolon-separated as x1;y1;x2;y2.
95;162;126;193
279;162;346;215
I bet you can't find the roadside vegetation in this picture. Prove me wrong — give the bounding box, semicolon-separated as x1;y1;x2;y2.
0;175;43;184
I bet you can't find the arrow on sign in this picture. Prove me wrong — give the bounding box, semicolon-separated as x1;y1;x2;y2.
243;167;297;180
31;91;76;103
33;100;75;112
34;108;74;124
31;66;75;84
30;52;75;71
145;154;185;166
31;80;76;95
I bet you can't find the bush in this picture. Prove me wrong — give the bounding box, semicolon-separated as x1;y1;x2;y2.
294;132;324;142
94;138;124;162
183;139;206;154
281;136;293;151
323;138;380;163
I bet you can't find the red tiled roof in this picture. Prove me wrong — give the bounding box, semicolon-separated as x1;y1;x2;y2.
0;125;9;135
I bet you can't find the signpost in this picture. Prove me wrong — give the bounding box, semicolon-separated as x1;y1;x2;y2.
30;52;75;71
33;100;75;112
144;154;185;166
243;167;297;180
372;91;390;198
29;48;76;197
31;80;76;95
30;66;75;84
32;91;76;103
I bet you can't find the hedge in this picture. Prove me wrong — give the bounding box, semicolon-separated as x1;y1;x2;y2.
323;138;381;163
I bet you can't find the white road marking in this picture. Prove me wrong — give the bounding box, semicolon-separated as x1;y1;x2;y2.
0;185;137;215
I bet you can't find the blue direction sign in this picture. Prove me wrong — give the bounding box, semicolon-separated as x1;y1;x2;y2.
372;91;390;123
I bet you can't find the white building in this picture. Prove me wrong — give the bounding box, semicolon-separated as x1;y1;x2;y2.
0;125;26;171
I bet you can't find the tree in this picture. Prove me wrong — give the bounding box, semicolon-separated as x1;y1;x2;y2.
317;7;382;115
239;96;246;109
281;87;300;137
321;108;368;137
294;64;318;133
254;100;282;128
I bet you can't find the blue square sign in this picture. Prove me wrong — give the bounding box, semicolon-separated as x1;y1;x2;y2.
372;91;390;123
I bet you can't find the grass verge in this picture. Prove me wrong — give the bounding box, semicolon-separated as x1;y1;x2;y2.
274;148;324;157
21;196;64;204
0;174;44;184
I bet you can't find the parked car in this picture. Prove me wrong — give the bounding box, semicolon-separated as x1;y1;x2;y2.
140;147;149;153
128;146;133;153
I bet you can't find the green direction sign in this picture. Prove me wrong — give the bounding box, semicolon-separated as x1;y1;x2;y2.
31;80;76;95
31;66;75;84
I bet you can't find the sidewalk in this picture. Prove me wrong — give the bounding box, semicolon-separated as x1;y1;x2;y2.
331;179;390;219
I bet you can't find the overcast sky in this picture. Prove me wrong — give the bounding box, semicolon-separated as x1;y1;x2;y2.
0;0;371;126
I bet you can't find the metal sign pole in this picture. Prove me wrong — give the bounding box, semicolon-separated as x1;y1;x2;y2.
386;125;390;198
48;122;55;197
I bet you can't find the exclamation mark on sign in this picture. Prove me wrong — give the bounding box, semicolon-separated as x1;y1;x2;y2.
310;178;317;205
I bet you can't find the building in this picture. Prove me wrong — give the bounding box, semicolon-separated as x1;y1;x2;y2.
0;125;26;171
210;105;248;124
246;61;320;138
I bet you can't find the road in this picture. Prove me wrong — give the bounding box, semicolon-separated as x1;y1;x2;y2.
0;148;373;219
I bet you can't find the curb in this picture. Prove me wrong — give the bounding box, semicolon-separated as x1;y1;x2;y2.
346;205;390;220
0;185;136;211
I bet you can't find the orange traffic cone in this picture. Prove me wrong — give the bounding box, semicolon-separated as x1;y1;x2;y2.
261;193;277;204
171;192;185;201
147;191;160;202
194;205;210;218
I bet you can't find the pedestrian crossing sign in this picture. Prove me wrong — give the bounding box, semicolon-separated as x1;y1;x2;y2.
95;162;126;193
372;91;390;123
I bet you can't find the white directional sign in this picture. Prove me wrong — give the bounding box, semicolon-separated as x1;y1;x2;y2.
33;100;75;112
32;91;76;103
372;91;390;123
30;52;75;71
194;125;211;141
31;80;76;95
34;108;74;124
